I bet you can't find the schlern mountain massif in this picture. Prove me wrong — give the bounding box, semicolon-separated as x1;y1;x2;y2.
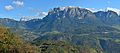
1;6;120;53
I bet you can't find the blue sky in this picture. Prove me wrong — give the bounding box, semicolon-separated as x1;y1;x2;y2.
0;0;120;20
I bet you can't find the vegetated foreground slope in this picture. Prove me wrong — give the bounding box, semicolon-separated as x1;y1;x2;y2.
31;40;103;53
0;25;103;53
0;25;41;53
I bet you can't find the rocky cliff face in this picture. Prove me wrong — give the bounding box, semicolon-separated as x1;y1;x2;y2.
36;7;101;33
46;6;96;20
94;10;120;25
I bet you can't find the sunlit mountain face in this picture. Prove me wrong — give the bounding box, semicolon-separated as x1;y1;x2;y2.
1;0;120;53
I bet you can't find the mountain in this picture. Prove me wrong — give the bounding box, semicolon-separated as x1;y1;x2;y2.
1;6;120;37
1;6;120;39
0;18;22;28
1;7;120;33
94;10;120;25
1;6;120;53
105;7;120;15
20;17;29;21
36;7;102;32
23;7;120;34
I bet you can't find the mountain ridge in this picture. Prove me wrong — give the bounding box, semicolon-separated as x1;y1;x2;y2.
1;6;120;53
1;6;120;33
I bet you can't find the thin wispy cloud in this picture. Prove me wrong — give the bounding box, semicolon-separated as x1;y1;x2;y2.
12;1;24;6
28;7;45;13
30;9;45;12
85;8;104;12
28;7;33;10
85;8;98;12
107;1;111;4
36;12;48;17
18;13;22;16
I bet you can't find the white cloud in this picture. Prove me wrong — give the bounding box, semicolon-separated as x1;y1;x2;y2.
85;7;120;15
4;1;24;11
12;1;24;6
85;8;97;12
86;7;120;15
5;5;14;11
31;9;45;12
36;12;48;17
106;7;120;15
86;8;104;12
18;14;22;16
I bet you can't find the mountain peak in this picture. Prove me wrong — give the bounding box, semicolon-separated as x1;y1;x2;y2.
47;6;94;20
105;7;120;15
49;8;53;12
51;6;84;11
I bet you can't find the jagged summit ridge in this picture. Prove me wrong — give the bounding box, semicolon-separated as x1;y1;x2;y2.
49;6;87;12
105;7;120;15
48;6;93;19
48;6;120;16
